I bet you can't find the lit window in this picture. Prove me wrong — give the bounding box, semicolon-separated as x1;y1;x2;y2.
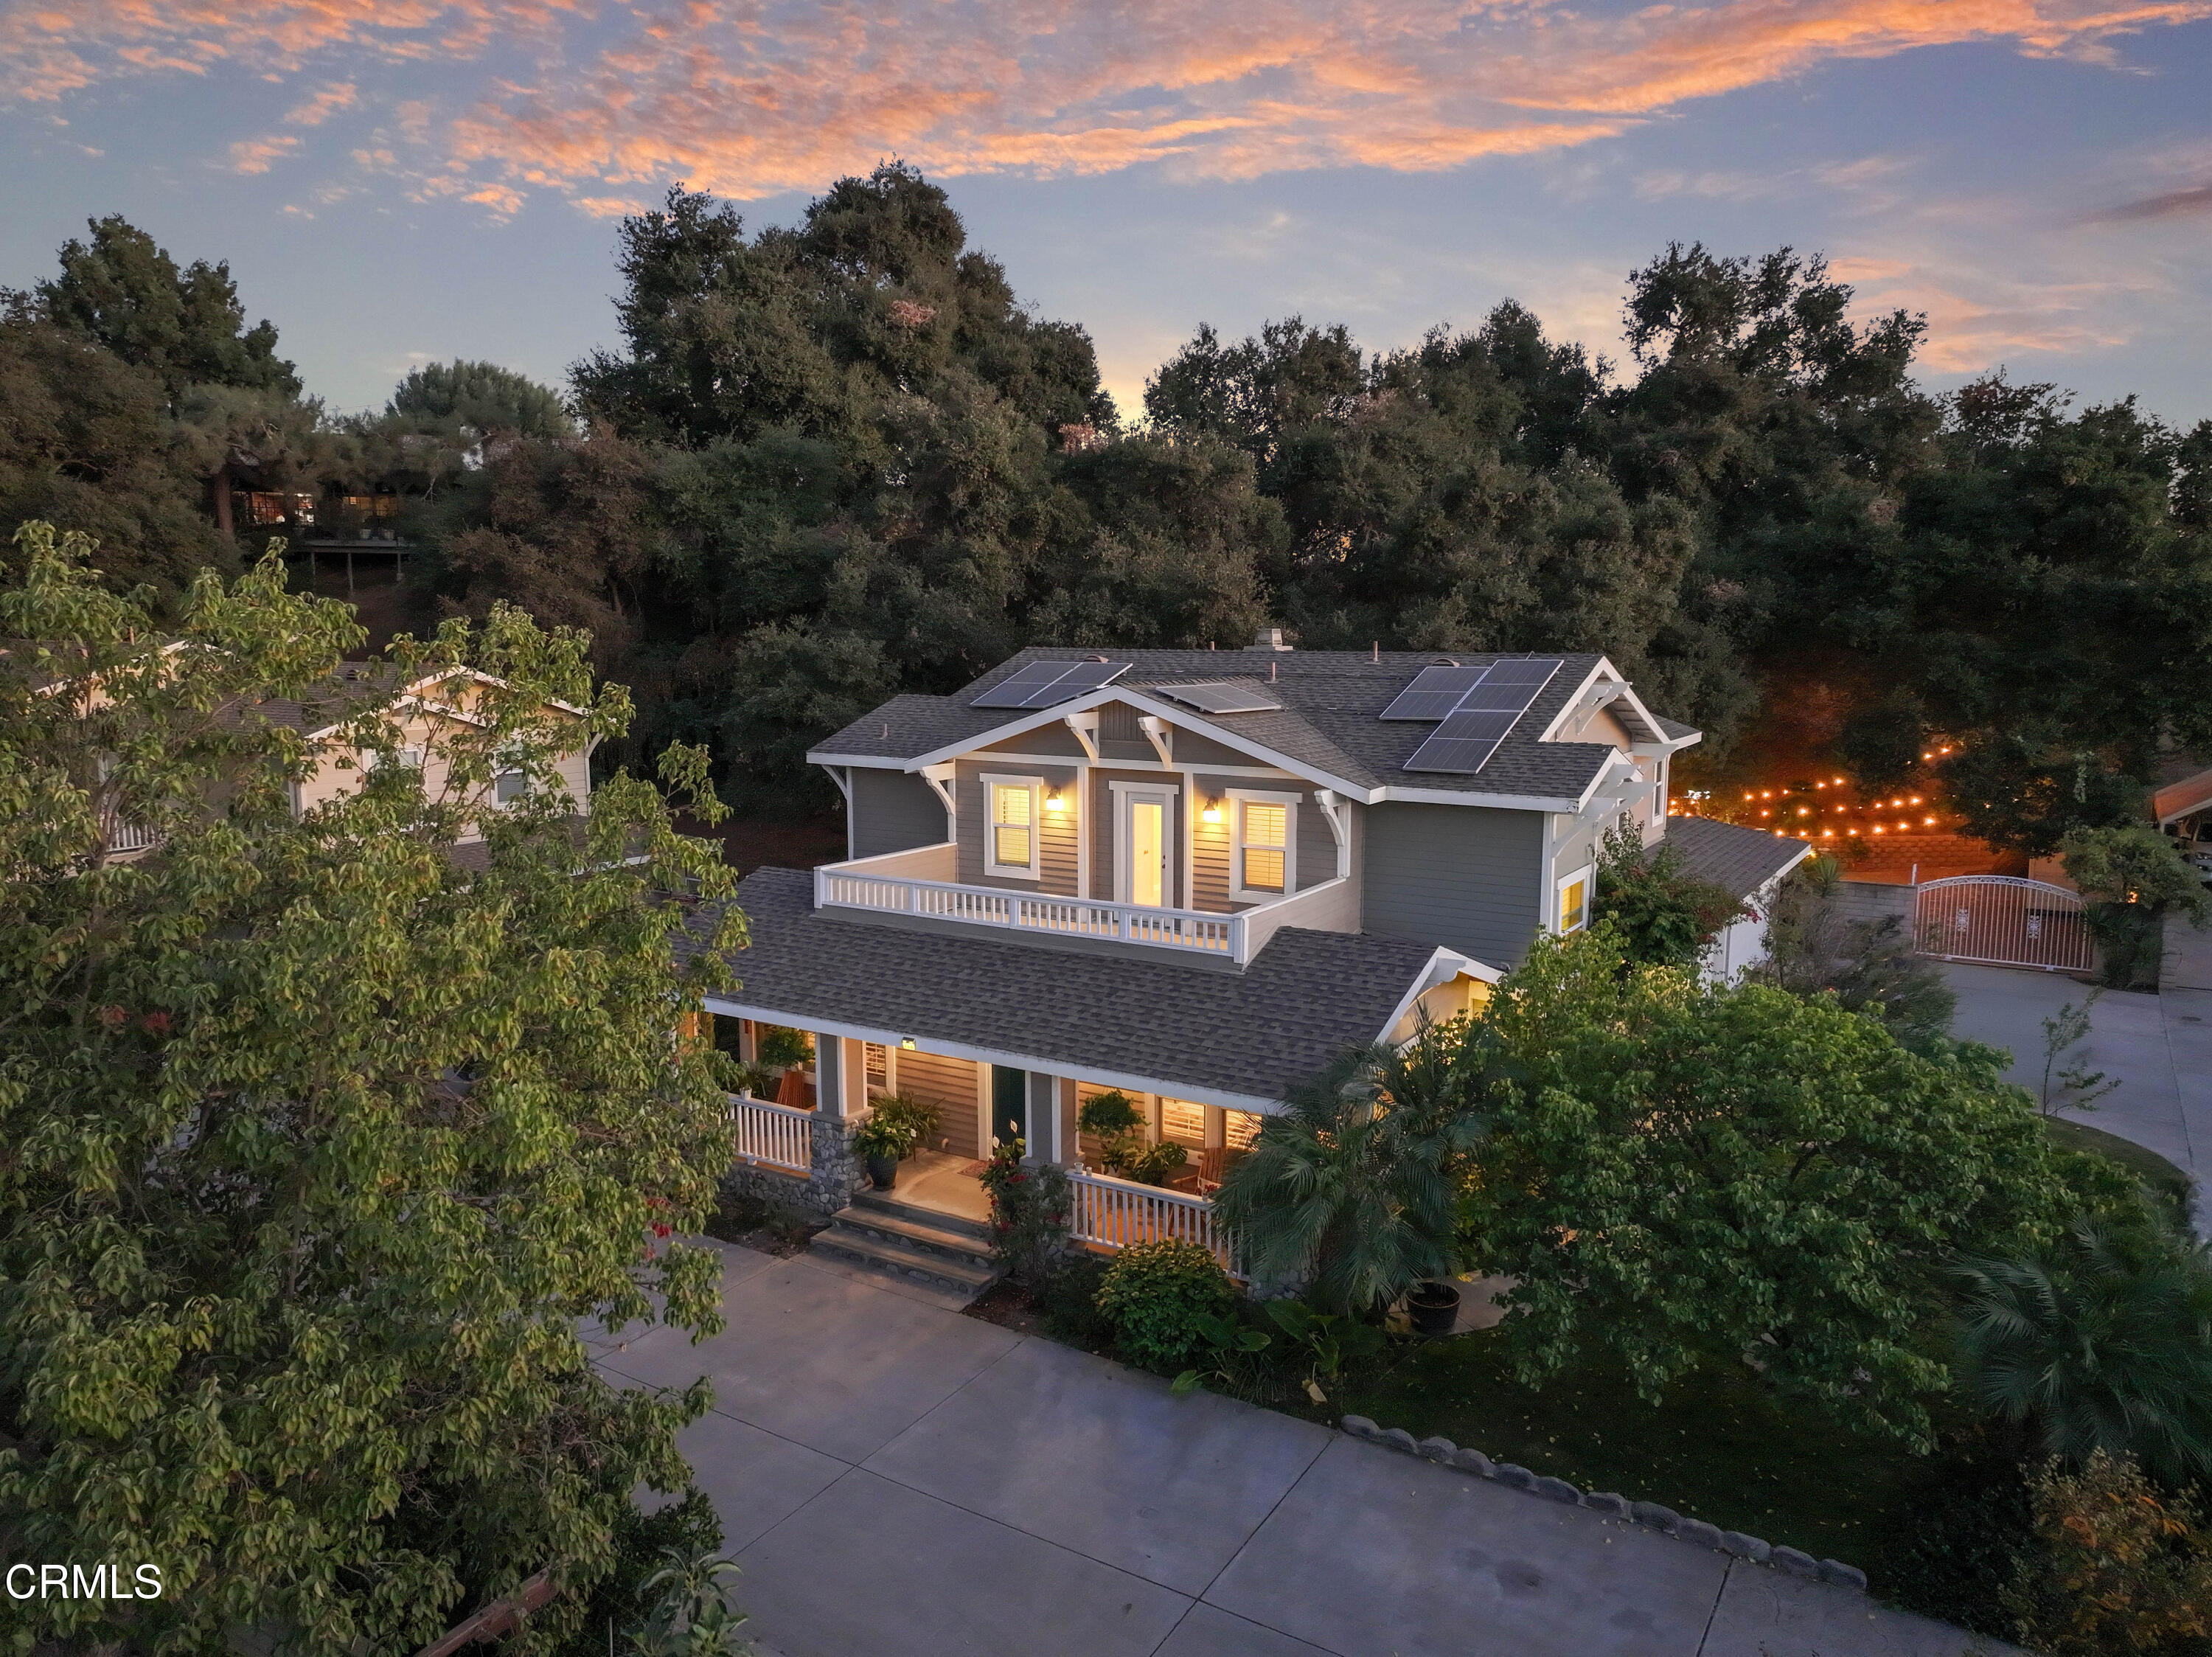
1224;1111;1262;1150
1160;1097;1206;1147
1235;798;1292;895
986;778;1038;874
1559;875;1587;934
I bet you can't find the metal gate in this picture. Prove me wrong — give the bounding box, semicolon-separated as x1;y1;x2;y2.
1912;876;2093;972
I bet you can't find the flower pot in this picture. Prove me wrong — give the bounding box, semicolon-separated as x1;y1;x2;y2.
865;1153;900;1189
1406;1280;1461;1337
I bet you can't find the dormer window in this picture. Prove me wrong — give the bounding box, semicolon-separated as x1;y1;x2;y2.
1230;791;1297;900
984;774;1042;878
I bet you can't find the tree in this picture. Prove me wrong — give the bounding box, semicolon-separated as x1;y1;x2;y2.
389;359;574;440
2062;823;2211;990
1953;1214;2212;1487
0;523;743;1655
33;213;300;403
1753;855;1956;1052
1212;1018;1501;1315
1591;824;1745;970
1472;926;2077;1444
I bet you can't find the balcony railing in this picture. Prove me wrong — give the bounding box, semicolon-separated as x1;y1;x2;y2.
814;843;1353;965
100;807;159;855
1068;1168;1241;1277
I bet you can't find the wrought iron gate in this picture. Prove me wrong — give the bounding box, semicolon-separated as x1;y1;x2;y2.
1911;876;2093;972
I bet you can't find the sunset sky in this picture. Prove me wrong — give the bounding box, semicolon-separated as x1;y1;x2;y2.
4;0;2208;424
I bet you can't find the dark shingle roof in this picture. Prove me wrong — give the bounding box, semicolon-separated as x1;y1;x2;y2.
687;867;1449;1103
813;647;1698;805
1661;816;1812;900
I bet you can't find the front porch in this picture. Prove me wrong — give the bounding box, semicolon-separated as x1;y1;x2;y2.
718;1016;1251;1288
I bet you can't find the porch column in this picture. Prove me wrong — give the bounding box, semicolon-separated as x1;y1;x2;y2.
837;1036;869;1119
736;1018;757;1063
814;1032;844;1118
1023;1071;1057;1165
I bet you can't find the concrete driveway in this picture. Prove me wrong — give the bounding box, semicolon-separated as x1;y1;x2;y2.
593;1243;1992;1657
1941;922;2211;1233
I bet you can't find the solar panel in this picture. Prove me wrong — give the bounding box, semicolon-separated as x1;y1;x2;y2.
973;661;1077;708
1400;658;1565;774
1455;657;1561;711
1029;660;1128;705
1379;665;1488;720
1155;681;1282;715
1405;708;1521;774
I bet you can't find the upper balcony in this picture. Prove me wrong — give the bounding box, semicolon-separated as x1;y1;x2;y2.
813;841;1357;966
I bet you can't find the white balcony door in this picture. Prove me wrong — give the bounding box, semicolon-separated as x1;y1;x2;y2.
1116;785;1176;908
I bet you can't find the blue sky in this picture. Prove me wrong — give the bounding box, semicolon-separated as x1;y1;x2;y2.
4;0;2208;425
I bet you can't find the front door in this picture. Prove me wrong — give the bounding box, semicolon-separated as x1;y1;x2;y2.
1118;788;1174;908
990;1065;1028;1152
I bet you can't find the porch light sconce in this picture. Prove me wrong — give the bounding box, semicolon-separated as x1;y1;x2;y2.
899;1037;917;1051
1045;790;1064;812
1201;799;1223;824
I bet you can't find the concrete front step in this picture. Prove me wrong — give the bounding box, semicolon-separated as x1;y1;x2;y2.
809;1221;1001;1300
834;1203;1000;1268
847;1187;994;1243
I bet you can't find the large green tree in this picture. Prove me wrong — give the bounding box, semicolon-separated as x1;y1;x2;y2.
1472;925;2081;1445
0;523;741;1654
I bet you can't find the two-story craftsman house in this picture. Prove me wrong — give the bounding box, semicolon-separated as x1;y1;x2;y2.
702;635;1806;1295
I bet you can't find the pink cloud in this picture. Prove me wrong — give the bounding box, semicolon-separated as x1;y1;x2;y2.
7;0;2209;213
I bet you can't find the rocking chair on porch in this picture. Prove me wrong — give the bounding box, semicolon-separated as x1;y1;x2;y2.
1194;1147;1232;1195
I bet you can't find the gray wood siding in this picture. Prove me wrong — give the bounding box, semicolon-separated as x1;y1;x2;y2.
1168;728;1249;768
977;726;1088;760
955;760;1079;895
1362;801;1543;968
849;768;948;858
1297;793;1340;890
892;1049;979;1158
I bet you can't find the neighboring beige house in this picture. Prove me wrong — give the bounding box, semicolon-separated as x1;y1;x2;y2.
86;658;595;863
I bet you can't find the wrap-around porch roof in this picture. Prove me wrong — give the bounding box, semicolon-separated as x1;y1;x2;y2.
686;867;1475;1113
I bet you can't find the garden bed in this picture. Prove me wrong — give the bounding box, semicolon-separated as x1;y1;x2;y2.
703;1188;825;1257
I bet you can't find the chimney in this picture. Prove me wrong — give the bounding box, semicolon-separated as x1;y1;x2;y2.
1248;627;1293;651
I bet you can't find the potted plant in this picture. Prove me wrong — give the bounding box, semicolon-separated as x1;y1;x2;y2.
1405;1279;1462;1338
1077;1091;1189;1187
852;1116;906;1189
869;1092;942;1156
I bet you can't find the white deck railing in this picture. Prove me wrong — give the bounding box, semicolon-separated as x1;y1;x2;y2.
100;807;159;853
728;1094;813;1173
1068;1168;1241;1276
818;864;1243;959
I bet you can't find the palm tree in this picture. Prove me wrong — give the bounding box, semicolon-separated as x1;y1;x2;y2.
1952;1213;2212;1487
1212;1015;1504;1316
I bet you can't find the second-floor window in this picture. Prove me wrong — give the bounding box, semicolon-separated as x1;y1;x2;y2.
984;775;1041;878
1231;792;1296;900
1557;869;1590;934
494;771;528;805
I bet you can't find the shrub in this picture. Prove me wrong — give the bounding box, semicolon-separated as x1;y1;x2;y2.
2062;824;2210;991
1095;1238;1237;1369
2003;1451;2212;1656
1592;824;1745;970
978;1137;1072;1284
1037;1254;1116;1349
554;1490;724;1657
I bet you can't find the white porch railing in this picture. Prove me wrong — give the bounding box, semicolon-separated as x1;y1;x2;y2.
818;864;1242;958
1068;1168;1240;1276
728;1094;813;1173
100;807;159;853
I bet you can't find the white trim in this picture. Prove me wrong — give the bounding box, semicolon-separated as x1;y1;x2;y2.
981;772;1045;879
1554;862;1594;934
1137;715;1174;768
1109;779;1180;907
1226;788;1298;903
1312;788;1351;879
824;765;856;861
1372;949;1498;1049
1063;713;1100;763
919;763;957;838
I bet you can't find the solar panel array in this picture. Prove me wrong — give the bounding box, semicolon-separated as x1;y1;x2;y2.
1154;681;1284;715
972;659;1130;709
1399;657;1563;774
1379;664;1487;720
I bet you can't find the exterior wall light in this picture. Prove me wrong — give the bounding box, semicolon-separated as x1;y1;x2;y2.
1045;791;1064;812
899;1037;917;1050
1202;799;1223;824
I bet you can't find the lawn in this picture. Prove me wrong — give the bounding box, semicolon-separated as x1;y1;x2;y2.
1321;1327;1927;1570
2044;1115;2195;1218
